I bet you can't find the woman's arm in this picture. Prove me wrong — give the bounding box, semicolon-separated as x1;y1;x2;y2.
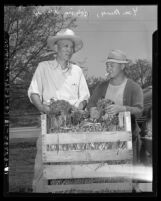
125;83;144;117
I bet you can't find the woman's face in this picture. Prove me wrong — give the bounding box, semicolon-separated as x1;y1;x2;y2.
105;62;124;78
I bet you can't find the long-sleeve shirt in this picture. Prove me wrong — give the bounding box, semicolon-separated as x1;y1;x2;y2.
87;78;144;138
28;59;90;107
88;78;143;117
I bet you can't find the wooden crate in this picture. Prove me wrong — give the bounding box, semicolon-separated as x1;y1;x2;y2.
40;112;133;193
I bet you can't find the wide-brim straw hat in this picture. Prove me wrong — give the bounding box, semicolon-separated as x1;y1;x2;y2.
47;29;83;53
107;49;129;64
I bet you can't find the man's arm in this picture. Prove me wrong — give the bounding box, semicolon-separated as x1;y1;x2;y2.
28;63;50;114
76;72;90;110
30;94;51;114
28;63;45;103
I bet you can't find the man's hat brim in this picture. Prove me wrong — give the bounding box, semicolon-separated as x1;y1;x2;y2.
47;35;83;53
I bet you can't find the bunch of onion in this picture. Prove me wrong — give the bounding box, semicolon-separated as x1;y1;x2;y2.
96;99;119;129
48;100;76;128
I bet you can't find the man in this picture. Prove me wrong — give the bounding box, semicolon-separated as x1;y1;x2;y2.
28;29;90;192
88;49;144;164
28;29;90;114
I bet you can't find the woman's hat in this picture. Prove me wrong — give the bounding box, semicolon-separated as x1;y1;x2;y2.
107;49;129;64
47;29;83;53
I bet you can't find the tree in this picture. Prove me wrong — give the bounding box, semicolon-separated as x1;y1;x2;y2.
4;6;77;111
4;6;77;85
125;59;152;89
86;76;105;95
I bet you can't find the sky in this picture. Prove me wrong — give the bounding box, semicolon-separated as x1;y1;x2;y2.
40;5;157;78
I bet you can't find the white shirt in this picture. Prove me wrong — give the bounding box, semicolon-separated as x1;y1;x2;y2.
105;79;127;105
28;60;90;107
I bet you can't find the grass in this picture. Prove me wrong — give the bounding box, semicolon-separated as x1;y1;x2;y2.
9;138;37;192
10;115;40;128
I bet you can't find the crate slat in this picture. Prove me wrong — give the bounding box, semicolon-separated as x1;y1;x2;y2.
43;131;132;144
45;182;133;193
42;149;132;163
41;114;47;135
124;112;131;132
43;163;133;180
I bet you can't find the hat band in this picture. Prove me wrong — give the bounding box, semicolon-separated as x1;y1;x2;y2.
107;58;128;63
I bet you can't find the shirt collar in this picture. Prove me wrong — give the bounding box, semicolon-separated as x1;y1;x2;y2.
49;59;72;73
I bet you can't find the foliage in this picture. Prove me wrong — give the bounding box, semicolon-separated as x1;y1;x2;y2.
86;76;105;95
96;99;114;117
48;100;89;130
125;59;152;89
49;99;75;116
96;99;119;128
47;99;120;133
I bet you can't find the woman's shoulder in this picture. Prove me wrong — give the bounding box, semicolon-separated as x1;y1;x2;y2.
126;78;142;90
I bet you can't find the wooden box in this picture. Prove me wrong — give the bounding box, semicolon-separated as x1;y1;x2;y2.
40;112;133;193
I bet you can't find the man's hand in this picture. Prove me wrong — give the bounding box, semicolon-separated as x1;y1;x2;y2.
41;104;51;114
78;100;87;110
30;94;51;115
105;104;126;116
78;102;84;110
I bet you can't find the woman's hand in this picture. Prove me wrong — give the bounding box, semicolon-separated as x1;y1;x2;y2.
105;104;126;116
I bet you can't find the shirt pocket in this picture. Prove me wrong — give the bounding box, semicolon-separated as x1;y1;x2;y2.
71;83;79;95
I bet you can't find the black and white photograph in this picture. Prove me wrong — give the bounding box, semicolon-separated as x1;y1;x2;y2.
4;5;157;195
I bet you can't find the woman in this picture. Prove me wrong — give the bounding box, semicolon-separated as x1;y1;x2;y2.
88;49;144;164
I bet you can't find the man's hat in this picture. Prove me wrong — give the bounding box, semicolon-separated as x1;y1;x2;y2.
107;49;129;64
47;29;83;53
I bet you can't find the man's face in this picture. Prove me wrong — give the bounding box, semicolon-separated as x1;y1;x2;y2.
56;39;74;62
105;62;124;78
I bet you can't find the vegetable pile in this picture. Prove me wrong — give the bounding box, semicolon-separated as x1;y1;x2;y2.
46;99;127;152
47;99;123;133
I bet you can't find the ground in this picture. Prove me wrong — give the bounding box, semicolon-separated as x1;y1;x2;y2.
9;138;37;192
